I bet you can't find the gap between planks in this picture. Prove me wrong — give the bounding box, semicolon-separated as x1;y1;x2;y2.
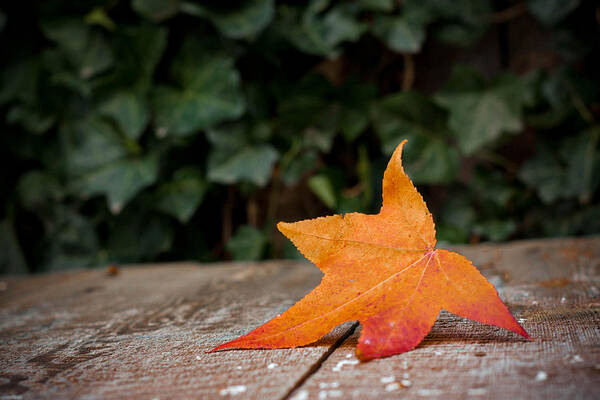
281;322;360;400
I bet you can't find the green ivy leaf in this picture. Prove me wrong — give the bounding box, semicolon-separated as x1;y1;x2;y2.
73;155;159;214
527;0;580;26
132;0;180;22
107;212;174;262
435;68;527;154
372;14;426;53
226;225;267;261
278;1;367;58
17;171;63;210
372;91;458;184
428;0;492;46
308;174;337;209
99;91;149;140
281;150;318;186
155;168;207;223
153;39;245;137
208;144;278;187
182;0;274;39
518;147;566;204
41;18;114;80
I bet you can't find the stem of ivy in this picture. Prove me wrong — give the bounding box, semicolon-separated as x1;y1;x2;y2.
477;150;518;174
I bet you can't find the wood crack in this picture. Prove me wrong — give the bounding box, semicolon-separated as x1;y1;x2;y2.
280;322;359;400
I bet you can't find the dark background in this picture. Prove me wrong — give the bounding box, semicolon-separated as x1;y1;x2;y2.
1;0;599;274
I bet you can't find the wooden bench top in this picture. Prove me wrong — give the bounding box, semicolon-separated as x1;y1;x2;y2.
1;236;599;399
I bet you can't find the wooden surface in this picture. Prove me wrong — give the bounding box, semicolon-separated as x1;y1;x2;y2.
1;236;599;399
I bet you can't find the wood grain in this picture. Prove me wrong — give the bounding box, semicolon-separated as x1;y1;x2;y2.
1;237;599;399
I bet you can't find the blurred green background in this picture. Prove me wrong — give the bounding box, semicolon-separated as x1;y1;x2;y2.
1;0;599;274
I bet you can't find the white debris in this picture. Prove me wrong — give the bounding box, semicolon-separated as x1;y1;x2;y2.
319;382;340;389
380;376;395;384
535;371;548;382
403;373;410;379
434;351;442;355
518;318;527;323
417;389;443;396
385;383;400;392
572;355;583;363
236;366;242;370
290;390;308;400
332;359;358;372
400;380;412;388
267;363;278;369
318;390;342;399
345;353;353;358
219;385;247;396
467;388;487;396
195;355;201;361
561;297;567;304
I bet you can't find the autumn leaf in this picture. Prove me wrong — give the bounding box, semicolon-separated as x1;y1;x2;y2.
211;140;530;360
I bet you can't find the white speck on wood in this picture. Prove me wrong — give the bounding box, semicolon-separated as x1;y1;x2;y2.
434;351;442;355
345;353;352;358
571;355;583;363
219;385;247;396
290;390;308;400
467;388;487;396
380;376;395;384
417;388;443;396
332;359;358;372
535;371;548;382
385;383;400;391
195;356;201;361
400;379;412;388
403;372;410;379
561;297;567;303
267;363;278;369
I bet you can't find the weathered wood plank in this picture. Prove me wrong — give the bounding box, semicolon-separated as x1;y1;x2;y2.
0;261;353;399
1;237;599;399
288;237;600;400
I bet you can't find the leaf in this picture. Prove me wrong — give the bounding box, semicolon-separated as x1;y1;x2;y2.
106;212;173;262
372;13;427;54
206;122;279;187
152;38;245;137
208;145;278;187
226;225;267;261
428;0;492;46
132;0;180;22
99;91;149;140
211;140;529;360
308;174;337;209
435;68;528;154
72;155;159;214
371;91;458;184
277;1;367;58
155;168;207;223
527;0;580;26
41;18;114;80
182;0;275;40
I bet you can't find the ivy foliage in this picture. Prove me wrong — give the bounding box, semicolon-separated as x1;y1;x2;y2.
0;0;598;273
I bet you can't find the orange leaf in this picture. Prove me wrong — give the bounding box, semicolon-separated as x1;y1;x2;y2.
211;140;530;360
